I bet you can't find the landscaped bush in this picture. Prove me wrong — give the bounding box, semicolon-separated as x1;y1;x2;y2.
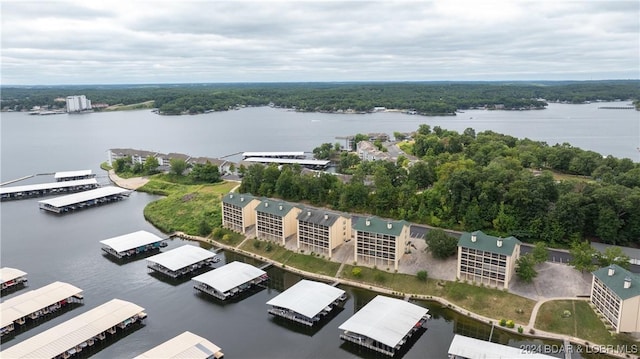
417;270;428;282
506;320;515;328
518;326;523;333
351;267;362;278
499;319;507;326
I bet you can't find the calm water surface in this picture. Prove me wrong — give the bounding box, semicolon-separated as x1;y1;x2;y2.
2;104;634;358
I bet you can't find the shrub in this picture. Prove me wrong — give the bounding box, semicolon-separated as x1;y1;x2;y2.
265;242;273;252
222;234;231;242
417;270;428;282
562;310;572;318
351;267;362;278
506;320;515;328
518;326;523;333
253;240;262;249
499;319;507;327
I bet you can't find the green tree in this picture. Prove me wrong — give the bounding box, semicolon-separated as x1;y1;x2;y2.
189;161;221;183
515;253;538;282
417;270;428;281
170;158;188;176
144;156;159;175
597;247;631;270
569;240;597;273
425;229;458;259
531;242;549;264
113;157;130;173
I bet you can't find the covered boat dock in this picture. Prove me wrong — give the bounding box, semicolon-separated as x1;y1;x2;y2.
100;230;166;259
147;245;218;278
1;178;99;201
54;170;96;182
266;279;346;326
1;267;28;292
448;334;556;359
0;299;146;359
134;331;224;359
242;157;330;169
338;295;429;357
241;151;305;159
1;282;84;338
38;186;131;213
192;261;268;300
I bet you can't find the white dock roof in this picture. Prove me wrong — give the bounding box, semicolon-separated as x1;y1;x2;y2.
54;170;93;179
0;267;27;284
338;295;428;348
448;334;556;359
243;157;330;166
266;280;345;319
147;245;216;271
134;331;223;359
192;261;266;293
1;282;83;328
0;299;143;359
0;178;98;195
242;151;305;157
38;186;130;208
100;230;164;253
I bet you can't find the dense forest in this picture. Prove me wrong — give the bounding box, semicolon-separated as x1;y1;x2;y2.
239;125;640;247
2;80;638;115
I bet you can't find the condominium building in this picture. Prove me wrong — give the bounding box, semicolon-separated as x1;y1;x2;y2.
456;231;521;289
255;199;301;244
591;264;640;333
66;95;92;112
353;217;409;270
296;208;351;258
221;193;260;234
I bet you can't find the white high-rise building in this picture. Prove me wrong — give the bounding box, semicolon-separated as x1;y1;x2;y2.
66;95;92;113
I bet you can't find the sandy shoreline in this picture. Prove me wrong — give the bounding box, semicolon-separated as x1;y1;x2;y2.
107;169;149;190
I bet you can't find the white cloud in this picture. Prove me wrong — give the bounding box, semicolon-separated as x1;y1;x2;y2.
1;0;638;84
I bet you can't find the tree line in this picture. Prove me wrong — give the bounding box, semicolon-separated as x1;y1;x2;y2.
240;125;640;247
3;80;638;114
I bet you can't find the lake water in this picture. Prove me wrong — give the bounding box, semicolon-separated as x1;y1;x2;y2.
1;103;635;358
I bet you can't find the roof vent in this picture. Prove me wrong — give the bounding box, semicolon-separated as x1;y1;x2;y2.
471;233;477;243
365;219;371;226
324;213;329;220
624;277;632;289
278;204;283;211
497;239;503;248
387;222;392;229
307;211;312;217
240;197;244;202
229;194;234;199
265;202;269;207
608;266;615;277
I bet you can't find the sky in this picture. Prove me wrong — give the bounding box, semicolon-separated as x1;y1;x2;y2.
1;0;639;85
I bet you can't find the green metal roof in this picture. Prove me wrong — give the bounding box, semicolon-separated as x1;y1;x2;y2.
457;231;521;256
592;264;640;300
222;193;257;208
353;216;408;237
256;198;297;217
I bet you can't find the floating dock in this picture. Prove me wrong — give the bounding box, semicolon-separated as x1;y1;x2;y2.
100;230;166;259
447;334;557;358
192;261;268;300
134;331;224;359
147;245;218;278
1;281;83;337
54;170;96;182
38;186;131;213
1;267;28;292
0;299;146;359
242;157;330;169
0;178;99;201
242;151;306;160
266;279;346;326
338;295;429;357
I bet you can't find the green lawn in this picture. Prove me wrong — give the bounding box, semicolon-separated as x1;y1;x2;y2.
240;239;341;276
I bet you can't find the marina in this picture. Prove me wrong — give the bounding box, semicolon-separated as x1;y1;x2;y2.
447;334;557;358
54;170;96;182
0;282;83;338
37;186;131;213
266;279;346;326
242;157;331;169
241;151;306;159
0;299;146;359
0;178;99;201
146;245;219;278
338;295;430;357
0;267;28;293
192;261;268;300
134;331;224;359
100;230;167;259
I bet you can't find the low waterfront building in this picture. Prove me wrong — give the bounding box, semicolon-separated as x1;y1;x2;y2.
338;295;429;357
357;141;393;162
192;261;268;300
147;245;218;278
1;281;83;337
242;157;330;170
457;231;521;289
38;186;131;213
591;242;640;266
266;279;346;326
353;216;409;270
221;193;261;234
100;230;166;259
54;170;95;182
0;299;146;359
591;264;640;333
0;267;28;292
255;199;302;245
447;334;556;359
241;151;305;159
134;331;224;359
1;178;99;201
296;208;351;257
